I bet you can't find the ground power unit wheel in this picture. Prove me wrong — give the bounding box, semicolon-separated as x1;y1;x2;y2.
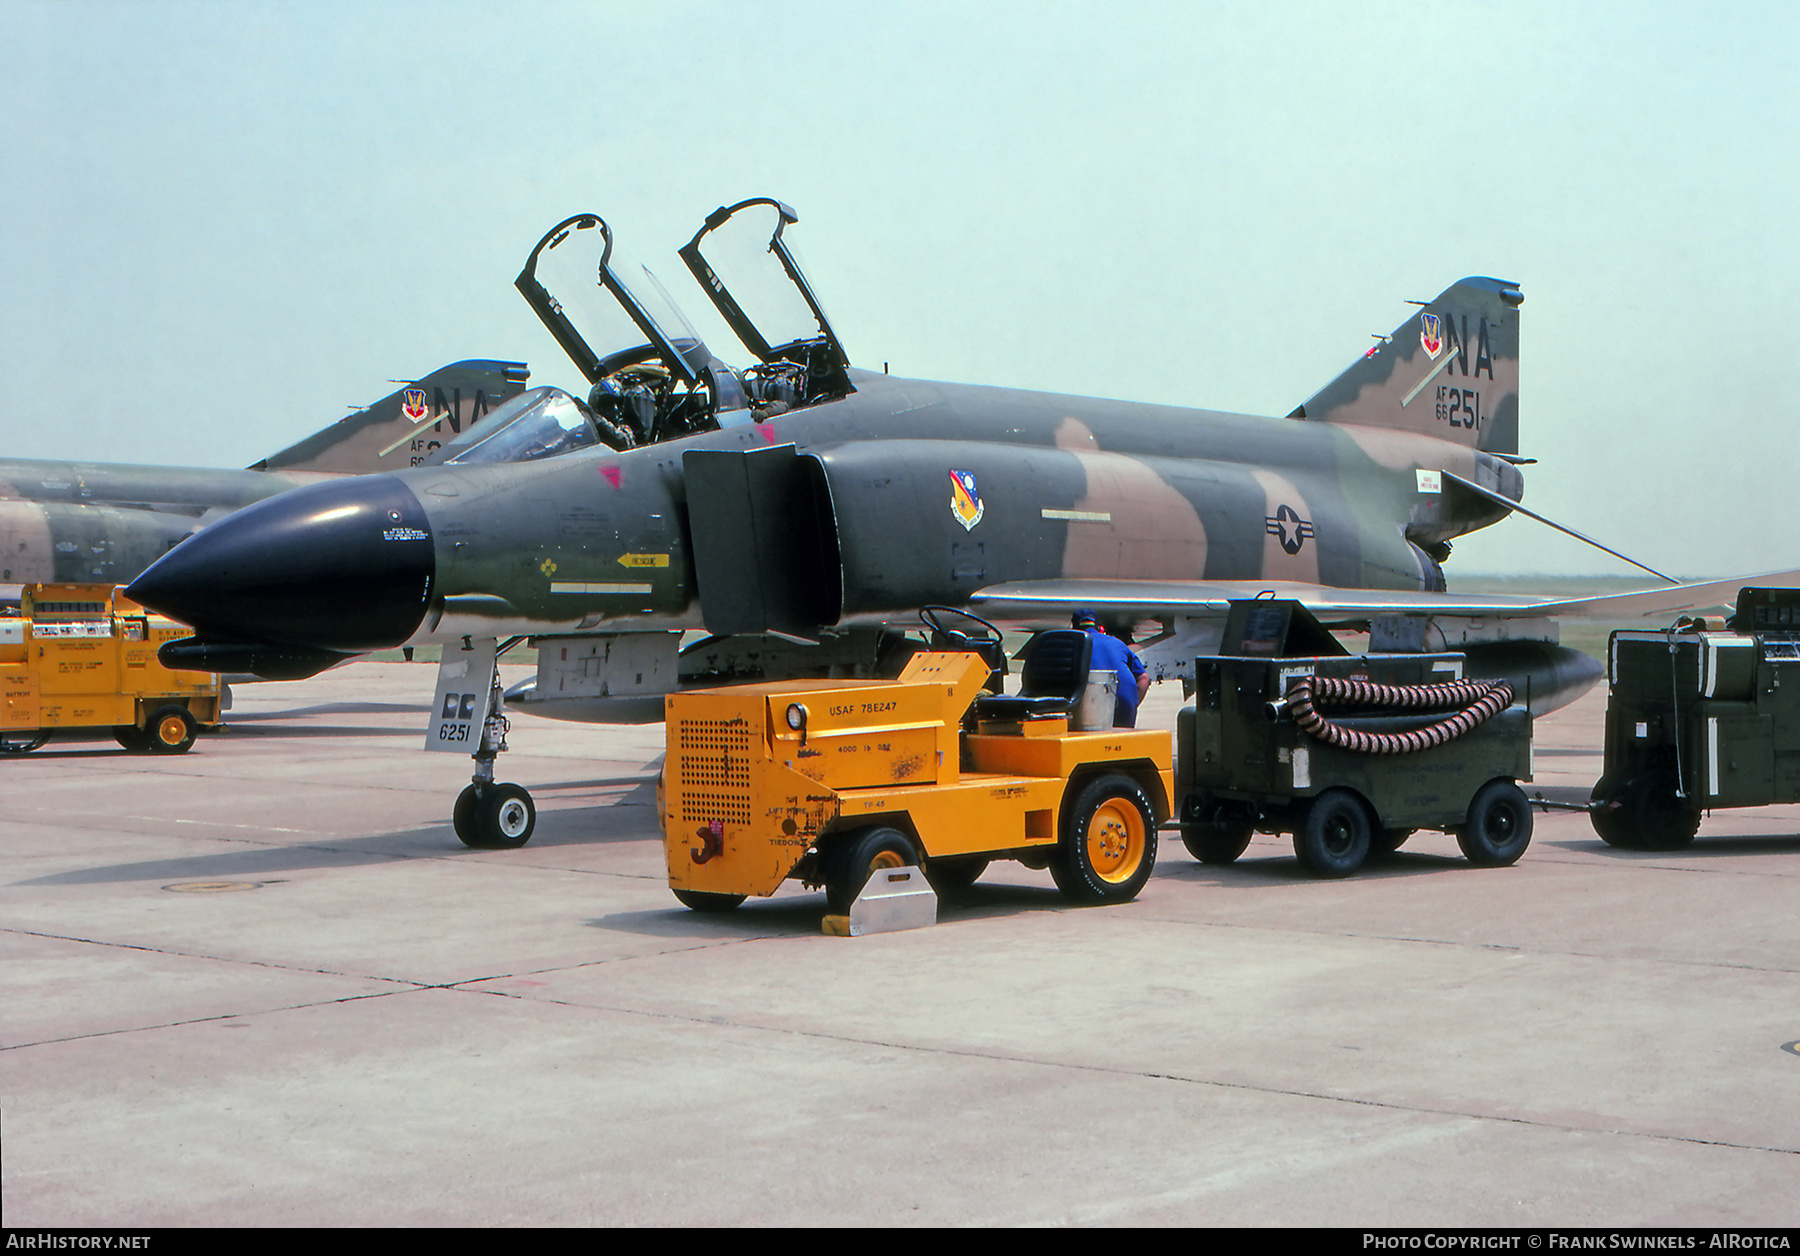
1623;770;1701;851
1178;795;1254;865
1457;780;1534;866
146;705;197;754
1293;788;1372;878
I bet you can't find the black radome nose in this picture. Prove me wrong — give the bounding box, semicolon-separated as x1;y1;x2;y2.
127;475;435;653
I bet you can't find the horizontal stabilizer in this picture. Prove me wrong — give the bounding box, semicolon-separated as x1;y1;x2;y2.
1442;472;1676;584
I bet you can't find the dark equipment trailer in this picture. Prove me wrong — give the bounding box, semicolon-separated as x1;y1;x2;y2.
1175;599;1534;878
1591;587;1800;850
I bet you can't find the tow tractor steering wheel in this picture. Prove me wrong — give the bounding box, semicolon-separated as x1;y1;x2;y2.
919;606;1009;687
920;605;1001;646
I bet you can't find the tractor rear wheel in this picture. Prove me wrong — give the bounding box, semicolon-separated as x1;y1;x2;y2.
824;826;919;914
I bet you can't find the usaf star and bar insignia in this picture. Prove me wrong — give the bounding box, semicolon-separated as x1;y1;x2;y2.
1266;503;1316;556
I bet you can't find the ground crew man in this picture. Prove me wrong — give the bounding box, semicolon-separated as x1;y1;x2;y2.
1073;609;1151;727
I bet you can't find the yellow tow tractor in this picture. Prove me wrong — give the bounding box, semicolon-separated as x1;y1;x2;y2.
1;583;223;755
661;610;1173;916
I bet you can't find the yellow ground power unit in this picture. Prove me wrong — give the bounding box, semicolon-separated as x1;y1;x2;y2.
1;583;223;755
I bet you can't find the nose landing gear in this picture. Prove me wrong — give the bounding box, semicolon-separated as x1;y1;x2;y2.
434;635;539;849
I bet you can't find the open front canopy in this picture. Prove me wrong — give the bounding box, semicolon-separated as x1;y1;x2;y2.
515;213;714;388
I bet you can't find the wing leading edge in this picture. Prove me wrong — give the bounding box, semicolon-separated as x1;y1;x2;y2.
969;572;1800;627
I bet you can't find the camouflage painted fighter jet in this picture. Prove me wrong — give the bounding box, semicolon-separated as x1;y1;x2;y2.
1;359;528;596
123;199;1797;842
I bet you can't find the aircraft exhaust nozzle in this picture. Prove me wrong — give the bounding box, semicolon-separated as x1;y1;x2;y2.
126;474;435;654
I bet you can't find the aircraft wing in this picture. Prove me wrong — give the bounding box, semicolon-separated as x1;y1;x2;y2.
968;572;1800;626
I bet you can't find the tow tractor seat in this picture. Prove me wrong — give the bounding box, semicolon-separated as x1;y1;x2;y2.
972;629;1092;723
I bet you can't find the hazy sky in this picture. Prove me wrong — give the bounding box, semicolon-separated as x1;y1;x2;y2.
2;0;1794;577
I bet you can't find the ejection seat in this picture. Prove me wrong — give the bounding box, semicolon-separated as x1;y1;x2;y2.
973;630;1093;723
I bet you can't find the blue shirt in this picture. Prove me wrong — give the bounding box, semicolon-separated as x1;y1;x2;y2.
1084;627;1145;711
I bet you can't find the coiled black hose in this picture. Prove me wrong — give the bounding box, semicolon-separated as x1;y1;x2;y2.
1282;675;1514;755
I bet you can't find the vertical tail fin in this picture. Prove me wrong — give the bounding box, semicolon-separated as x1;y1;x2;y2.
249;360;529;473
1293;277;1521;456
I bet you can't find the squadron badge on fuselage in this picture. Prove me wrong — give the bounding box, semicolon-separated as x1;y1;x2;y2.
1420;313;1444;359
950;469;984;532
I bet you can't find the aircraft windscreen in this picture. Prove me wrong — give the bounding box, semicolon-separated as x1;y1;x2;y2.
693;201;827;356
437;388;600;465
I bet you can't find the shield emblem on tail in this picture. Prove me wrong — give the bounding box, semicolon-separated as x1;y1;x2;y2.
402;388;429;422
950;469;984;532
1420;313;1443;359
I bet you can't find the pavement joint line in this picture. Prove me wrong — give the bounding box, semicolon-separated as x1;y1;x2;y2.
1504;850;1800;878
474;986;1800;1160
1;990;416;1052
0;821;673;879
1;925;426;1001
0;935;815;1051
1125;914;1800;975
452;936;817;985
117;814;321;836
1;922;754;1001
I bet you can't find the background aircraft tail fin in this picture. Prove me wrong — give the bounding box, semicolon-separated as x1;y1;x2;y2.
250;360;530;474
1292;277;1521;456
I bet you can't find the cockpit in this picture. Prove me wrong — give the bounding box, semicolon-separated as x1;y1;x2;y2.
431;386;609;466
503;198;854;456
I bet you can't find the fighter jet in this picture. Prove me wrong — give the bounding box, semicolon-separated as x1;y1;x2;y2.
123;198;1794;844
1;359;528;596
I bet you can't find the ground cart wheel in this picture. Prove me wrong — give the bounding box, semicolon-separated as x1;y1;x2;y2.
1623;770;1700;851
454;782;537;849
113;724;151;752
1181;824;1253;864
825;826;919;914
1051;773;1158;903
0;730;49;754
1293;788;1372;878
1588;778;1636;847
146;705;196;754
1457;780;1534;866
1178;796;1254;864
1371;827;1414;856
673;888;748;912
